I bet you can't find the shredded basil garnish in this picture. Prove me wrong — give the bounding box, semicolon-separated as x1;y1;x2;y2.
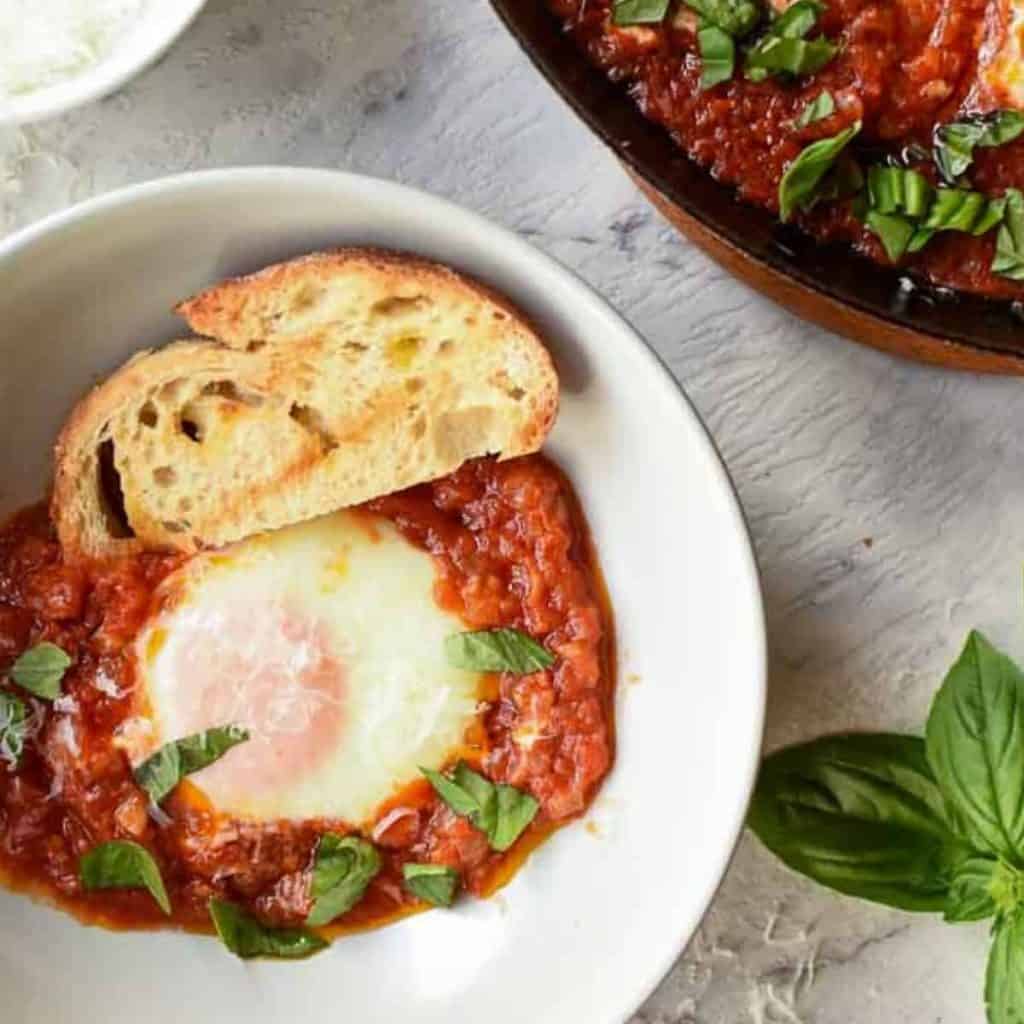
11;642;70;701
778;121;861;221
134;724;250;805
0;691;29;769
993;188;1024;281
612;0;671;24
795;90;835;128
402;863;461;907
686;0;761;37
698;24;736;89
933;110;1024;184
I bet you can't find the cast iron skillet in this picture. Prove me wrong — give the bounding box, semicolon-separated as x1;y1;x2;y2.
491;0;1024;373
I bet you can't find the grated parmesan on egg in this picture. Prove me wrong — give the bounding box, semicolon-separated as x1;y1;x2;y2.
0;0;147;101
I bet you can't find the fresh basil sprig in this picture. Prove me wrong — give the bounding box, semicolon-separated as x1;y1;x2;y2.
993;188;1024;281
445;629;554;674
79;840;171;915
934;111;1024;184
778;121;861;221
306;834;381;927
209;898;328;960
750;625;1024;1024
422;762;539;851
795;90;834;128
402;863;461;907
612;0;671;24
698;24;736;89
11;642;70;700
749;734;971;910
134;724;250;805
0;691;28;768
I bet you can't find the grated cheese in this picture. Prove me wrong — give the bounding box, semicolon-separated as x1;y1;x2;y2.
0;0;147;101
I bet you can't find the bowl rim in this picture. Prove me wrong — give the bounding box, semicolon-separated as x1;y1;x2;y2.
0;0;208;126
0;166;768;1021
490;0;1024;368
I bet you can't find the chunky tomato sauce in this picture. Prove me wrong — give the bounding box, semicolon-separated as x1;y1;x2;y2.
550;0;1024;298
0;455;613;936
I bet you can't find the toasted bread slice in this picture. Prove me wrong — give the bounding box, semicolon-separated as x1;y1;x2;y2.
53;249;558;560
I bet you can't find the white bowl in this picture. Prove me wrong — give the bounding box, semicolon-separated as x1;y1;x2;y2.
0;0;207;125
0;169;766;1024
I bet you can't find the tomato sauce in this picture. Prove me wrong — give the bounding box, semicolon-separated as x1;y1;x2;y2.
0;455;614;937
549;0;1024;298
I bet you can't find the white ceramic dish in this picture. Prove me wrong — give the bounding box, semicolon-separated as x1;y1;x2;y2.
0;0;207;125
0;169;765;1024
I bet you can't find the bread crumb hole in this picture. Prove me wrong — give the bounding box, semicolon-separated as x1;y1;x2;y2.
411;417;427;440
138;402;158;428
343;341;368;355
493;310;508;321
162;520;189;534
153;467;176;486
180;418;202;443
371;295;427;317
405;377;424;394
201;380;263;407
507;386;526;401
97;440;134;539
289;403;338;454
247;340;267;353
438;339;454;354
291;285;323;312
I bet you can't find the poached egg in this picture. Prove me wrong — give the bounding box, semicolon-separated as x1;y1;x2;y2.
129;510;482;824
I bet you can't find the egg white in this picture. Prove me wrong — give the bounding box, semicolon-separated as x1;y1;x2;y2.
133;510;482;824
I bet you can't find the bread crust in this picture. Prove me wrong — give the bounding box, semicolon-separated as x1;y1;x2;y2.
53;248;559;561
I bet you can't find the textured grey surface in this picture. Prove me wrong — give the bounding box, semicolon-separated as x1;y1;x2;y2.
3;0;1021;1020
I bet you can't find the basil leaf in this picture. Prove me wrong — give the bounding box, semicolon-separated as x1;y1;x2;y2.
779;122;861;221
945;855;998;923
935;110;1024;184
612;0;670;24
993;188;1024;281
746;36;837;81
987;912;1024;1024
80;840;170;915
0;691;28;768
867;166;934;218
10;642;70;700
698;25;735;89
445;629;555;674
796;90;835;128
745;1;835;82
865;210;917;261
770;0;824;37
306;835;381;927
491;784;540;852
209;898;328;960
926;631;1024;864
423;762;539;851
921;188;1004;235
686;0;761;36
134;724;250;805
402;863;460;907
748;733;972;911
453;761;499;836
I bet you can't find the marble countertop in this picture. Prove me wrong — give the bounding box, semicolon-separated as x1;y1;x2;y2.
4;1;1022;1020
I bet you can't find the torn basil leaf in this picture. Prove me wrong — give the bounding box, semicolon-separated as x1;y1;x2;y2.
209;898;328;960
80;840;171;915
422;762;539;851
134;724;250;805
779;121;861;221
795;90;835;128
0;691;28;769
768;0;824;37
698;24;735;89
612;0;670;24
402;863;460;907
746;36;837;82
11;642;70;700
934;110;1024;184
865;210;917;261
445;628;555;674
306;835;381;927
867;166;934;219
686;0;761;37
993;188;1024;281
